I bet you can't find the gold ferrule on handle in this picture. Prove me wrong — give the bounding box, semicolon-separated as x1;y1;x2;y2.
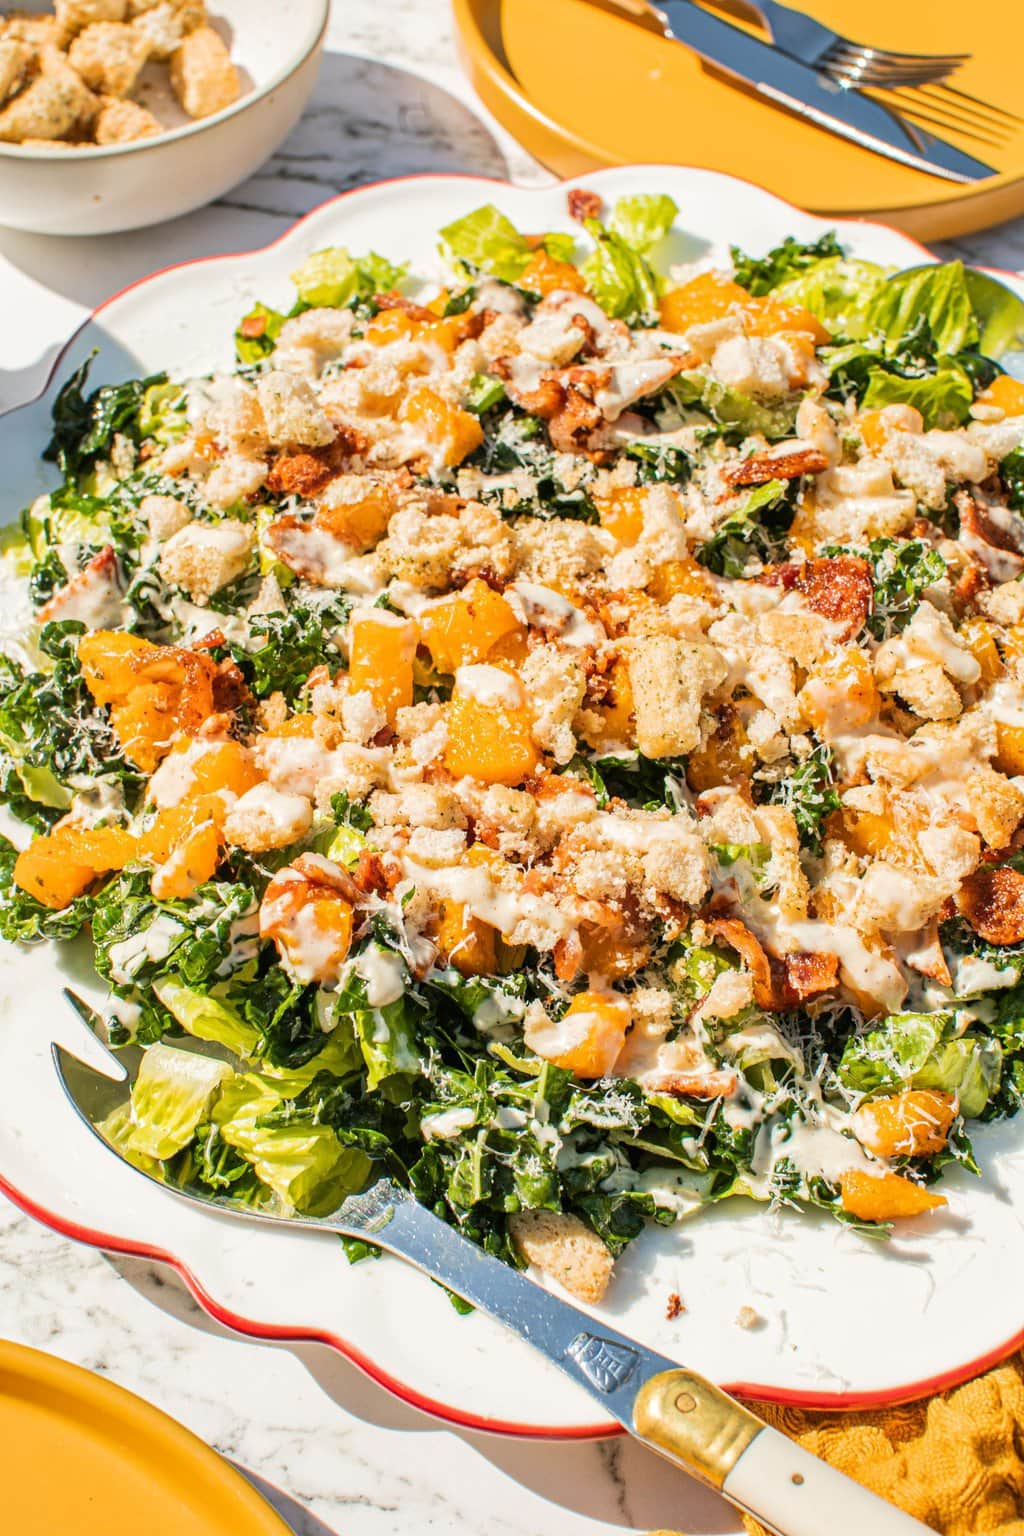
632;1369;764;1489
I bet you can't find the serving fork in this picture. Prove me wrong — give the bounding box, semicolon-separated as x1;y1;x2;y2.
52;991;933;1536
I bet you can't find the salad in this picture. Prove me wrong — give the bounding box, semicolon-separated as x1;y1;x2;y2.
3;190;1024;1304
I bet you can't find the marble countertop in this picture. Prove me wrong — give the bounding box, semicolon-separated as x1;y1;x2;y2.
1;4;1022;1533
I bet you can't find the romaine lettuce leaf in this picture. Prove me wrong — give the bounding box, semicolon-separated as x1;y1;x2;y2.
153;975;262;1059
864;261;979;356
580;217;660;324
695;478;794;577
126;1042;232;1160
772;256;888;339
839;1011;1002;1117
234;302;287;365
289;248;407;309
608;193;678;254
825;325;974;430
669;372;800;439
438;205;534;283
861;359;973;428
212;1072;372;1214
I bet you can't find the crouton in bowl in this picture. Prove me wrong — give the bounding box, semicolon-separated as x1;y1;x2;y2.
0;0;328;234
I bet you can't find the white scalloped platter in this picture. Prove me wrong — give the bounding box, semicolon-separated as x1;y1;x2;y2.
2;168;1024;1437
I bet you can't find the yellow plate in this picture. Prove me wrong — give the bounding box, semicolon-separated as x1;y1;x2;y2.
0;1340;295;1536
454;0;1024;239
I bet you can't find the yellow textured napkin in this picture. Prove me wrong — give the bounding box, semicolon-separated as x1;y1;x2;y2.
648;1349;1024;1536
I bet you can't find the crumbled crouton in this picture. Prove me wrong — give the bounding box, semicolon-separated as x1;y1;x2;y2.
0;67;96;141
508;1209;614;1303
202;455;268;510
979;581;1024;627
159;518;254;600
68;20;148;94
272;308;357;379
0;39;33;106
965;767;1024;851
169;23;238;118
129;0;202;58
513;516;606;588
640;818;710;909
710;334;791;398
55;0;128;35
628;635;727;757
140;493;191;540
875;602;980;722
378;498;515;590
882;429;988;512
4;13;68;48
92;93;161;141
520;645;585;765
223;783;313;853
256;372;336;450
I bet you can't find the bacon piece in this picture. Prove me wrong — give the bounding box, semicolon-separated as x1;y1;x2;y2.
900;921;952;987
707;917;838;1009
955;488;1024;582
956;865;1024;946
352;849;389;898
37;545;122;628
648;1067;740;1099
722;445;829;488
568;188;603;222
266;427;369;499
373;291;437;321
706;917;776;1009
761;554;872;642
775;950;840;1007
211;655;250;715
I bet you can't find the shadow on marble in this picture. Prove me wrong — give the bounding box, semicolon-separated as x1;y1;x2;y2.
236;1461;343;1536
106;1251;739;1534
0;50;510;410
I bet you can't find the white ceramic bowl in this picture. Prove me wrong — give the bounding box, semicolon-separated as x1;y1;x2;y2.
0;0;329;236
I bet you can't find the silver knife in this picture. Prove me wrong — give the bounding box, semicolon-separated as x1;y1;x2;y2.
54;1024;934;1536
651;0;993;183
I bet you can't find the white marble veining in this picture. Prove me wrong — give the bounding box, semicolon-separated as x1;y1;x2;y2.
1;3;1023;1533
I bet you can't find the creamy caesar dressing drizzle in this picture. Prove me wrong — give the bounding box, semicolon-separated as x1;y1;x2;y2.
107;914;185;985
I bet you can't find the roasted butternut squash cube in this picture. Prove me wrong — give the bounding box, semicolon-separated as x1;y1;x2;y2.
518;249;588;296
854;1089;956;1159
596;486;647;546
649;556;715;604
798;649;879;737
78;630;157;706
959;616;1003;690
14;822;136;910
434;898;498;977
839;1168;946;1221
659;272;752;334
443;669;541;786
314;484;396;551
418;578;525;675
579;658;634;750
151;819;222;900
348;610;416;725
525;990;631;1079
977;374;1024;417
398;387;483;468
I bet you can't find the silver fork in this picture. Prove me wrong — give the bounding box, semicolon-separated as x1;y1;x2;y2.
592;0;969;88
51;990;934;1536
